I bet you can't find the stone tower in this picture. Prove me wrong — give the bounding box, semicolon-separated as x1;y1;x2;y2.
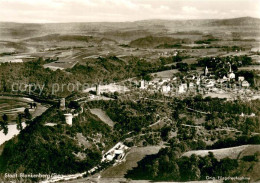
64;113;73;126
60;98;66;110
96;84;100;96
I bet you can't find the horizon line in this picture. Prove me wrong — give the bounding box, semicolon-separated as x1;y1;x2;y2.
0;16;258;24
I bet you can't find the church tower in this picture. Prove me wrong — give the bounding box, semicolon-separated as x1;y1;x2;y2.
204;66;208;76
227;64;235;80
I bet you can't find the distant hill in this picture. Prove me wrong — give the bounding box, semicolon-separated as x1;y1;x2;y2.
0;17;259;41
26;34;93;42
129;36;182;48
208;17;260;26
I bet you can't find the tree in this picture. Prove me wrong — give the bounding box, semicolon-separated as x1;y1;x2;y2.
190;165;201;180
173;54;182;62
33;103;37;108
68;101;80;110
16;113;23;131
0;120;8;135
2;114;8;122
0;114;9;135
161;126;171;141
24;108;32;119
151;160;159;178
169;162;180;180
143;74;153;81
176;63;189;72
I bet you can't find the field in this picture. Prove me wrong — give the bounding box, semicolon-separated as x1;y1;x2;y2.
0;97;33;120
89;108;114;127
101;146;162;178
239;65;260;71
182;145;260;160
152;69;179;78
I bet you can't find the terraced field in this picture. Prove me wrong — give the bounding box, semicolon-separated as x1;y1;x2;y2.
0;96;48;146
0;97;32;120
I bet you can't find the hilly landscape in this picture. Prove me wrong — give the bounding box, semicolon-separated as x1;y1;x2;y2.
0;16;260;183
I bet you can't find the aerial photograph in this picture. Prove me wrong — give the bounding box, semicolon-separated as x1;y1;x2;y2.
0;0;260;182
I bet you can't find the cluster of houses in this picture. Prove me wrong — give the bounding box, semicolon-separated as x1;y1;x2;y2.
138;65;251;95
102;142;129;163
157;50;178;57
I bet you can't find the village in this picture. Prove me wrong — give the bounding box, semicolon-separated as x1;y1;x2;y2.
134;64;255;99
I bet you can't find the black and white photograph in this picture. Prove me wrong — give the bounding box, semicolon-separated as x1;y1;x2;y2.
0;0;260;182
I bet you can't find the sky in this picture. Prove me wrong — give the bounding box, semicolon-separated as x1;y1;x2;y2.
0;0;260;23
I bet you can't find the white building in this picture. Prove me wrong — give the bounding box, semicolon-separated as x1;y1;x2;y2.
161;85;171;93
206;80;215;88
238;76;245;82
196;77;201;85
250;113;256;117
227;65;235;80
102;142;128;162
140;80;145;89
158;78;171;85
189;82;195;89
222;75;228;81
242;80;250;87
64;113;73;126
178;83;187;94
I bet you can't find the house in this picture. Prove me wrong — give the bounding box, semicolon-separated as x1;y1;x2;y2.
242;80;250;87
196;77;201;85
238;76;245;82
189;82;195;89
9;59;23;63
250;113;256;117
158;78;171;85
222;75;228;82
206;80;215;88
89;94;96;100
161;85;171;93
178;83;187;94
